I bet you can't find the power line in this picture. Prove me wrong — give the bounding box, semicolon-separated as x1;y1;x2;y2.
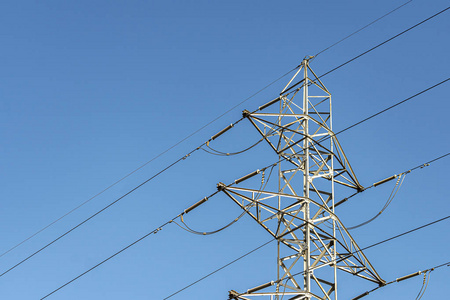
318;5;450;79
351;260;450;299
168;150;450;296
333;78;450;136
0;72;295;261
162;215;450;299
334;152;450;207
347;173;406;230
283;5;450;94
314;0;413;57
3;76;448;280
1;2;437;259
40;214;181;300
336;151;450;208
38;152;450;298
38;160;285;299
0;145;205;278
408;152;450;172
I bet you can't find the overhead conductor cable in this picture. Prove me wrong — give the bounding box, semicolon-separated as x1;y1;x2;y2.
21;6;450;295
350;262;447;300
5;75;448;280
163;216;450;300
1;1;441;260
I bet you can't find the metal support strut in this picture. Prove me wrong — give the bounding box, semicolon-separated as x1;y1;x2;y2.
220;57;384;299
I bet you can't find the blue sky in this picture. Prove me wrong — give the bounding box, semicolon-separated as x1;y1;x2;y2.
0;1;449;299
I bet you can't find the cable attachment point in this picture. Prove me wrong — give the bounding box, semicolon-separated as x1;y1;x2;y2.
217;182;227;191
235;169;260;184
396;271;422;282
228;290;239;299
242;109;251;118
351;291;369;300
247;281;274;294
210;123;234;142
184;197;209;214
373;174;398;187
258;97;281;111
420;163;430;169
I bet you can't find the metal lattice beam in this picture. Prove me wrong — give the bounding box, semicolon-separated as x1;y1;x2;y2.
224;58;384;300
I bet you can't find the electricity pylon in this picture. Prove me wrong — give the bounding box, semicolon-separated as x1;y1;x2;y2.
220;57;385;300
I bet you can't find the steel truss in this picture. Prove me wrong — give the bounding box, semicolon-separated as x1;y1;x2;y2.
222;58;385;300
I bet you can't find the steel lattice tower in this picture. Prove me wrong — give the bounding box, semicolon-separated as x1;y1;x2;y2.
221;57;385;300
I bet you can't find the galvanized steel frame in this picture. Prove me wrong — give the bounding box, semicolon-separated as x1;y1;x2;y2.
224;58;384;300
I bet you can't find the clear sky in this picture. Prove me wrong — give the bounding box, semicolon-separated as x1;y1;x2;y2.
1;1;449;299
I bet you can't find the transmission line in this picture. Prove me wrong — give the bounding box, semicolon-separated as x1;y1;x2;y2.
318;5;449;79
39;152;450;298
2;76;448;279
38;159;284;300
351;260;450;299
0;145;208;278
39;214;180;300
283;5;450;93
163;215;450;299
0;72;295;261
333;78;450;136
2;2;439;260
347;173;406;230
314;0;412;57
336;151;450;209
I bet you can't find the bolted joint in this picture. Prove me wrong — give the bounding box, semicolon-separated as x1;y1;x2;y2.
217;182;227;191
242;109;251;118
228;290;239;299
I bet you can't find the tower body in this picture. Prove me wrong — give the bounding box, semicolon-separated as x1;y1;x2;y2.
223;58;384;300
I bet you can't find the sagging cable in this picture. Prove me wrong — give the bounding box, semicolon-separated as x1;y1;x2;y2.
202;137;265;156
335;174;400;207
174;161;280;236
173;209;249;236
348;173;406;230
202;121;279;157
416;270;432;300
173;190;243;236
335;153;449;208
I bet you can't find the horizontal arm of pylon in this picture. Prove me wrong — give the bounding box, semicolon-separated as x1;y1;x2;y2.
221;184;384;285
